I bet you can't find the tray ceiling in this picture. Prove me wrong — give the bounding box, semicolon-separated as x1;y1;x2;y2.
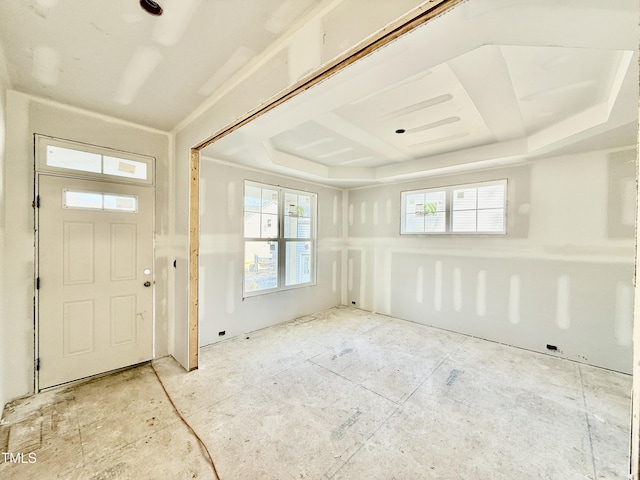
202;0;638;187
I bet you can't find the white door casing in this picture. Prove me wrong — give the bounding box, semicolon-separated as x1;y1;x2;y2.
37;174;154;389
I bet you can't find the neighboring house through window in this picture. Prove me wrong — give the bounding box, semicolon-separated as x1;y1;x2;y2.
243;181;317;296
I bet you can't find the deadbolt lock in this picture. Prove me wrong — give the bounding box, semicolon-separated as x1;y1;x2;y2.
144;281;152;287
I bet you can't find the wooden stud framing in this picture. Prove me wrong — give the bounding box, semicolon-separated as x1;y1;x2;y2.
188;147;199;371
187;0;466;368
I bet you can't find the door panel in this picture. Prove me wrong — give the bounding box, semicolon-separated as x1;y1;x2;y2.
63;299;95;356
38;174;153;389
64;222;95;284
111;224;137;280
110;294;137;345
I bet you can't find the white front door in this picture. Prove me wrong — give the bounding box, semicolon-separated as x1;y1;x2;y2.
38;174;154;389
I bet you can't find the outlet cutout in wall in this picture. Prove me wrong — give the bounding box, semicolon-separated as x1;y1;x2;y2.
351;301;356;305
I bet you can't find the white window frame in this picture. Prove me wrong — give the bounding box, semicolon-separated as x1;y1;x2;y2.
243;180;317;297
62;189;139;213
35;135;155;186
401;179;507;235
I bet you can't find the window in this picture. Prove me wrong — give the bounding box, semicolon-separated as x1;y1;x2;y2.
401;179;506;234
103;155;148;180
47;146;148;180
64;190;138;213
451;182;506;233
36;135;154;185
244;181;316;296
47;146;102;173
402;189;446;233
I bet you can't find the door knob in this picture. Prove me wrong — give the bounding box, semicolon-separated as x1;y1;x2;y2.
144;281;151;287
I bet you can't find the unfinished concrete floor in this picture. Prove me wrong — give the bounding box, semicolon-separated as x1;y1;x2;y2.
0;306;632;479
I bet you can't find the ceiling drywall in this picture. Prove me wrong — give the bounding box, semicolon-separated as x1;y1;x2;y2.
0;0;323;131
0;0;636;188
201;0;639;188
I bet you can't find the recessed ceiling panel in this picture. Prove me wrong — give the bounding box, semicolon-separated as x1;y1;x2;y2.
271;121;387;167
502;46;625;134
336;60;495;159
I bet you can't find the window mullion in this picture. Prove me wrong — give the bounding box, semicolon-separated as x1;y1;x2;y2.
476;187;480;232
446;187;452;233
278;187;285;289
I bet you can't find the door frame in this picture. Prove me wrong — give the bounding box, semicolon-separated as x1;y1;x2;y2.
186;0;464;371
34;134;156;392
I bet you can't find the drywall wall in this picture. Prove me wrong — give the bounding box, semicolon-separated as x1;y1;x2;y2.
2;91;170;403
172;0;432;368
0;50;10;411
633;105;640;479
345;148;636;373
2;91;30;404
198;158;342;345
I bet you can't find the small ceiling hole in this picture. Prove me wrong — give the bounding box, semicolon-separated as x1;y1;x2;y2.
395;128;406;134
140;0;163;16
